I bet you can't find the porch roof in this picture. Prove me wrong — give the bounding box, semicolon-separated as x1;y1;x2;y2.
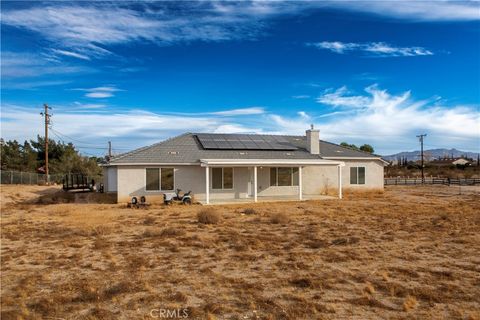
200;158;344;167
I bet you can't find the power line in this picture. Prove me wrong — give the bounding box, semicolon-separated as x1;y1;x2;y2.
49;128;104;146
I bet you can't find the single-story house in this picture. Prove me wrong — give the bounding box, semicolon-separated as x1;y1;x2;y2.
102;127;387;204
430;157;472;167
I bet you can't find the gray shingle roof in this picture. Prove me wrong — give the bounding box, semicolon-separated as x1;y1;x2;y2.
109;133;382;164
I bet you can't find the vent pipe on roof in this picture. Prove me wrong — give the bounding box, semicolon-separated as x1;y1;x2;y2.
306;124;320;155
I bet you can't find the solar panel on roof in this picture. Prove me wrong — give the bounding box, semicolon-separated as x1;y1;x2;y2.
196;134;298;150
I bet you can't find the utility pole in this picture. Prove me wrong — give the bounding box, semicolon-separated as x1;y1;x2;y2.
416;134;427;183
40;104;51;184
108;141;112;158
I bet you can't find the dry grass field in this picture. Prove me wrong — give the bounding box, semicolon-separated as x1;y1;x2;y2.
1;184;479;320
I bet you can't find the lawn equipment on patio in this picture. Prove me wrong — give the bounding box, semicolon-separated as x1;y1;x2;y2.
164;189;193;205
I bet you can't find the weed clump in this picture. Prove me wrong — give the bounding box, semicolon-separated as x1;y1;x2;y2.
197;208;221;224
143;216;156;225
403;295;418;311
243;208;257;215
270;212;290;224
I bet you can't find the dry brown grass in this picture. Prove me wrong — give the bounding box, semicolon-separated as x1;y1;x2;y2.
197;207;221;224
1;184;479;319
269;212;290;224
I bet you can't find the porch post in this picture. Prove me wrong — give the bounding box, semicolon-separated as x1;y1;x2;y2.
253;166;258;202
338;165;342;199
205;166;210;204
298;166;303;200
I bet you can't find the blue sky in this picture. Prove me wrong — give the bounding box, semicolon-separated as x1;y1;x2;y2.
1;1;479;156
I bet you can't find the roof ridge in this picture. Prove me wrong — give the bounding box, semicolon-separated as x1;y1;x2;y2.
192;132;304;138
109;132;191;163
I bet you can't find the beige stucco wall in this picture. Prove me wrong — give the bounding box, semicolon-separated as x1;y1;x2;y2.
113;160;384;203
302;160;384;195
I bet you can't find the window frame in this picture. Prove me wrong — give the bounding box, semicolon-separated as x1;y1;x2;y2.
211;167;234;190
269;167;299;187
349;166;366;185
144;167;175;192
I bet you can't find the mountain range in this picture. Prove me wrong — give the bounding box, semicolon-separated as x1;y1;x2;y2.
383;148;479;161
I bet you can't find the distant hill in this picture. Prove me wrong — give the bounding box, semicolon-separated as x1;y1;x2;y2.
383;148;479;162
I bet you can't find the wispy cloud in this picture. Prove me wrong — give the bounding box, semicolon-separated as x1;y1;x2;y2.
325;1;480;21
308;41;434;57
2;87;479;155
0;3;268;59
2;1;475;61
317;86;372;107
0;51;93;78
73;86;123;99
292;95;311;99
212;107;265;116
72;102;107;109
51;49;91;61
312;85;480;152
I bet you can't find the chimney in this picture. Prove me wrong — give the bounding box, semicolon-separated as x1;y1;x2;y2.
306;124;320;155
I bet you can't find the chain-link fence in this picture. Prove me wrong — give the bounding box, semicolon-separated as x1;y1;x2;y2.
1;170;65;185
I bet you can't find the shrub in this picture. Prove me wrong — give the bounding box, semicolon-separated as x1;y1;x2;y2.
243;208;257;215
197;208;221;224
270;212;290;224
143;216;156;225
160;227;186;237
290;278;312;288
403;295;418;311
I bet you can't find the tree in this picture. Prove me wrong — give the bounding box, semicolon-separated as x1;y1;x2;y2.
359;144;374;154
340;142;359;150
0;136;102;177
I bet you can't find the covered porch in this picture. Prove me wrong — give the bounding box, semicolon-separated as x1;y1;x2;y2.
200;159;345;205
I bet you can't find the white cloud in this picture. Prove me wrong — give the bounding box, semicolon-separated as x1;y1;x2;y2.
325;1;480;21
1;86;478;155
51;49;91;61
72;102;107;109
292;95;311;99
85;92;114;98
212;107;265;116
2;1;475;60
73;86;123;99
0;51;93;78
313;85;480;152
297;111;310;119
317;86;371;108
308;41;434;57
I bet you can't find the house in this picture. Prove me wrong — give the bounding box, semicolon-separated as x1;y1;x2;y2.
102;127;387;204
430;157;472;167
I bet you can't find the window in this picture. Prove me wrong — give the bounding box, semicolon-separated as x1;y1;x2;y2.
278;167;292;186
269;167;299;186
212;167;234;189
161;168;174;190
146;168;160;190
270;167;276;186
146;168;175;191
350;167;366;185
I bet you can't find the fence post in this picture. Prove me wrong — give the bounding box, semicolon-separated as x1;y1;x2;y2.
10;171;13;184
